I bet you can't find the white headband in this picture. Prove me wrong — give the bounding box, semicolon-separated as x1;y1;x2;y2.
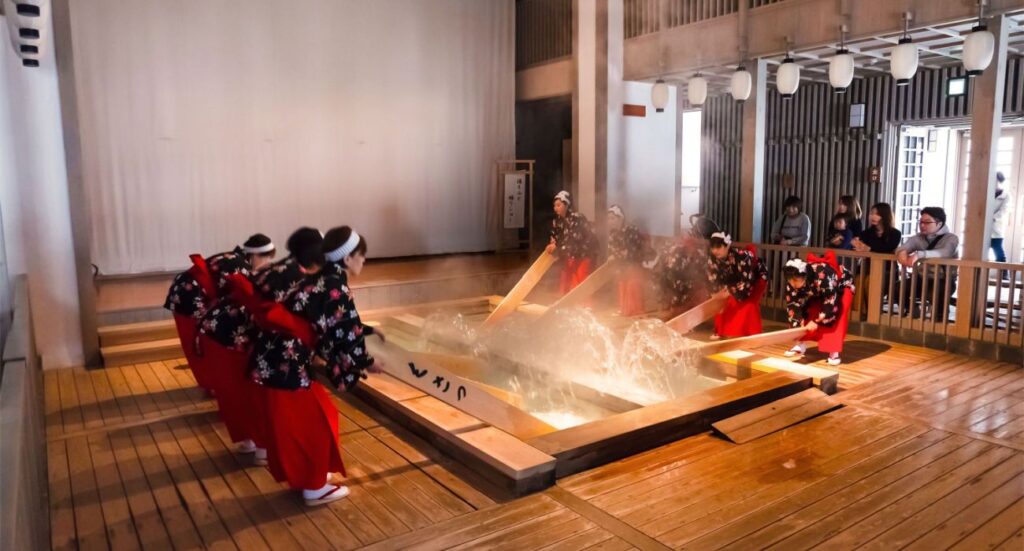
608;205;624;218
555;190;571;206
710;232;732;246
325;231;361;262
785;258;807;273
242;242;275;254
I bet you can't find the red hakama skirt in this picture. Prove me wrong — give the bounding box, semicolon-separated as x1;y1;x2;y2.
198;335;267;447
173;313;215;391
799;287;854;354
617;265;647;316
262;382;346;491
559;257;593;294
715;279;767;338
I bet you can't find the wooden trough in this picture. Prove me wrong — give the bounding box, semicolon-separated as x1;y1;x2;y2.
354;296;829;495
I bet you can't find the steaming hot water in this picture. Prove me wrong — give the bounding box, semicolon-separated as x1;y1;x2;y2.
409;308;732;430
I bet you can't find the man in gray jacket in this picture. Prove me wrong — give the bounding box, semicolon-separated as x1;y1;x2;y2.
895;207;959;321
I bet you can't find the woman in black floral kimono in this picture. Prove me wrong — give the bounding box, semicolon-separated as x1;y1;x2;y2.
782;251;854;366
197;229;322;464
248;226;384;507
706;233;769;339
545;190;599;294
653;235;709;315
164;233;276;392
607;205;652;316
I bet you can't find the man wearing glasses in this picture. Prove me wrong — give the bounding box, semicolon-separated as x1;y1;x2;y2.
894;207;960;321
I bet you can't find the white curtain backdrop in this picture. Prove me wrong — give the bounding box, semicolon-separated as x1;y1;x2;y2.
69;0;515;274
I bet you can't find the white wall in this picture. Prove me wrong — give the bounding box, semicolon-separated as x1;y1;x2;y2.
69;0;515;274
607;81;678;236
0;22;84;369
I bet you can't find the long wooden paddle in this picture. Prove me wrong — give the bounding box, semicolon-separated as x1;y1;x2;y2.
483;251;557;327
367;339;555;439
665;293;729;334
539;260;623;318
692;326;808;356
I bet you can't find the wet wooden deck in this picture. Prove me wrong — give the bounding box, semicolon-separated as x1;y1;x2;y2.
46;337;1024;550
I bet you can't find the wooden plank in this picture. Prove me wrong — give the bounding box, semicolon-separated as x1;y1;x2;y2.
44;371;63;439
708;350;840;394
711;388;841;443
106;429;175;551
367;339;556;440
101;338;184;367
543;260;622;313
47;438;77;551
98;319;177;347
457;426;557;481
401;395;488;433
694;326;807;356
65;435;109;551
87;432;142;550
362;373;427;403
665;294;728;335
483;251;557;327
408;352;524;406
949;498;1024;551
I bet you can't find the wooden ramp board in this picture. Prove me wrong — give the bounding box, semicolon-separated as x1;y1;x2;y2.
483;252;556;327
409;352;524;407
709;350;841;395
666;294;728;334
542;260;622;313
712;388;842;444
367;339;556;440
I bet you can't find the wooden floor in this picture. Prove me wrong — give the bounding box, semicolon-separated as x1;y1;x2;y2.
45;337;1024;550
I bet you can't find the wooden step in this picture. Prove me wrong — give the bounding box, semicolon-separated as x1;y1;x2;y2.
98;319;177;347
101;338;184;367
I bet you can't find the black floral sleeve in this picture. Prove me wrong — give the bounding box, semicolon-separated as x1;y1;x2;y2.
655;242;707;308
197;297;254;351
291;263;375;391
207;247;251;293
164;271;207;319
552;211;598;261
254;257;305;303
608;224;650;264
707;248;768;302
785;262;852;327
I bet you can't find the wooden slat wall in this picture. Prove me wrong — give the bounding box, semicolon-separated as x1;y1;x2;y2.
516;0;573;70
749;0;789;8
699;57;1024;243
625;0;740;39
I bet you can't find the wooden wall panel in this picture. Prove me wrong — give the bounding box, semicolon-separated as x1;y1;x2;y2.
699;57;1024;244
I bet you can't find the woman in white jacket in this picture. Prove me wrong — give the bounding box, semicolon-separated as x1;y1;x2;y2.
991;172;1011;263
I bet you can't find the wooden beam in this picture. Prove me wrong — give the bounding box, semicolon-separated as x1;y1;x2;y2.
739;58;767;243
367;339;556;440
665;294;728;334
483;252;557;327
961;14;1010;261
623;0;1023;80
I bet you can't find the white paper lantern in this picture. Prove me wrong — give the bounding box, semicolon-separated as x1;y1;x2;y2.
890;38;918;86
776;57;800;99
688;75;708;106
963;25;995;76
829;50;855;92
730;67;751;102
651;79;670;112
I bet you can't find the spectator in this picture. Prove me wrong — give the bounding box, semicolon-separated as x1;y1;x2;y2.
896;207;959;322
835;195;864;237
770;195;811;246
991;172;1011;264
852;203;902;254
826;214;854;250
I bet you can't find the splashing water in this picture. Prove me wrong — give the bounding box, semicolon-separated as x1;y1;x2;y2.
416;307;724;428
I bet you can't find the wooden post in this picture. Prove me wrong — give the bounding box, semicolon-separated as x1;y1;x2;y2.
739;58;767;243
961;14;1009;261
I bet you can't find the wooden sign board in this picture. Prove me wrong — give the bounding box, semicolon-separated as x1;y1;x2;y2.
368;339;555;439
623;104;647;117
665;294;728;334
483;251;557;327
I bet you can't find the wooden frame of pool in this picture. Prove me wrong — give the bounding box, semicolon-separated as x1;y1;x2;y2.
355;298;823;496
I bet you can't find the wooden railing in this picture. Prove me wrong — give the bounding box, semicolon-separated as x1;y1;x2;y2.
746;244;1024;352
0;276;47;551
748;0;789;7
625;0;741;39
516;0;573;69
